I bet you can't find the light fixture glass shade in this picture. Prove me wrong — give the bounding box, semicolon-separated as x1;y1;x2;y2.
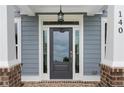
58;9;64;22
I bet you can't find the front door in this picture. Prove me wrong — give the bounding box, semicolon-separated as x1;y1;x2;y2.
50;27;73;79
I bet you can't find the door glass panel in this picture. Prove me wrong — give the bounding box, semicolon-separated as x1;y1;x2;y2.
75;30;79;73
53;31;69;63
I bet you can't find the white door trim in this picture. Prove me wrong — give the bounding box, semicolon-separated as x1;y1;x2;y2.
39;15;84;80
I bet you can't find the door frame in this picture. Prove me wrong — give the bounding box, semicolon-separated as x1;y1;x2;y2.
39;15;84;80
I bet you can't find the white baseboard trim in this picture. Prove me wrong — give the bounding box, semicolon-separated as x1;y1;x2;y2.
21;76;41;81
0;59;20;68
21;75;100;81
82;76;100;81
101;59;124;67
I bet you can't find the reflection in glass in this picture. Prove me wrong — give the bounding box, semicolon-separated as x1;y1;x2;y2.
105;23;107;57
53;31;69;63
15;23;18;44
75;31;79;73
15;23;18;59
43;31;47;73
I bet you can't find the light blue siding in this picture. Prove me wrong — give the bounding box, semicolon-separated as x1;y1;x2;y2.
83;15;101;75
21;15;39;75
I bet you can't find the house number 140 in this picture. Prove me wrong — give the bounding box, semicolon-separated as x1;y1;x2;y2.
118;11;123;33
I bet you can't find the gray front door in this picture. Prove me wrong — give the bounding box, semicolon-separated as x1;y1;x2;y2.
50;27;73;79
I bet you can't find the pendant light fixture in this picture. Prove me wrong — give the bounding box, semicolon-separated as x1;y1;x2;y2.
58;5;64;22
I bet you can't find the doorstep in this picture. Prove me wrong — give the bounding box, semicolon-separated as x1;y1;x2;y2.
22;81;99;87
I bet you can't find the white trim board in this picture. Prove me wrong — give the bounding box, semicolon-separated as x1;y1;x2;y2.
21;76;41;81
83;76;100;81
39;15;84;80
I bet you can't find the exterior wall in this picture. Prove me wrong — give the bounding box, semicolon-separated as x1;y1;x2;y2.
83;15;101;75
21;15;101;79
0;6;19;67
0;5;22;87
21;15;39;75
100;6;124;87
0;64;21;87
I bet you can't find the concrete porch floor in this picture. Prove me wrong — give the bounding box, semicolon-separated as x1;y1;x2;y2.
22;81;99;87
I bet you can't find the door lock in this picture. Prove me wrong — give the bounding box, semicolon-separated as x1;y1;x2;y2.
70;51;73;58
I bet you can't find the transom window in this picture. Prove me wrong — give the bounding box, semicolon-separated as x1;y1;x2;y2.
43;21;79;25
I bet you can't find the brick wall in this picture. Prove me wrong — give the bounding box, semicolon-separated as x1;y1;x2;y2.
1;63;124;87
100;64;124;87
0;64;22;87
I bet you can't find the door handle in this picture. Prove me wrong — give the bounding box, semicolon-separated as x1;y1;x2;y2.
70;51;73;58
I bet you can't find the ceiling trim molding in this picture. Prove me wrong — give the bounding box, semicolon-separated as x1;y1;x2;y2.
36;12;87;16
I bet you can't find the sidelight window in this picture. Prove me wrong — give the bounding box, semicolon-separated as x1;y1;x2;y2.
105;23;107;57
15;23;18;59
75;30;79;73
43;30;47;73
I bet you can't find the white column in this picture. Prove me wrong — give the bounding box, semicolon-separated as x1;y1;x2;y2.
102;5;124;67
0;5;19;68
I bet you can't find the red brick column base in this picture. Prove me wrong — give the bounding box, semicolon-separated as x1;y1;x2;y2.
99;64;124;87
0;64;22;87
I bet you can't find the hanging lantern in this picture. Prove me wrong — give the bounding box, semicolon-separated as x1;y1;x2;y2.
58;5;64;22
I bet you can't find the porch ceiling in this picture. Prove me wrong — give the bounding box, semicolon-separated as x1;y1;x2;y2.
15;5;107;16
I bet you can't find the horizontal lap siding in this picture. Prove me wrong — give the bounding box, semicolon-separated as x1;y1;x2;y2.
84;15;101;75
21;16;39;75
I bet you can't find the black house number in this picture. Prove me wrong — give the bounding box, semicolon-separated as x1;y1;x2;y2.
118;27;123;33
118;11;123;33
119;11;122;17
